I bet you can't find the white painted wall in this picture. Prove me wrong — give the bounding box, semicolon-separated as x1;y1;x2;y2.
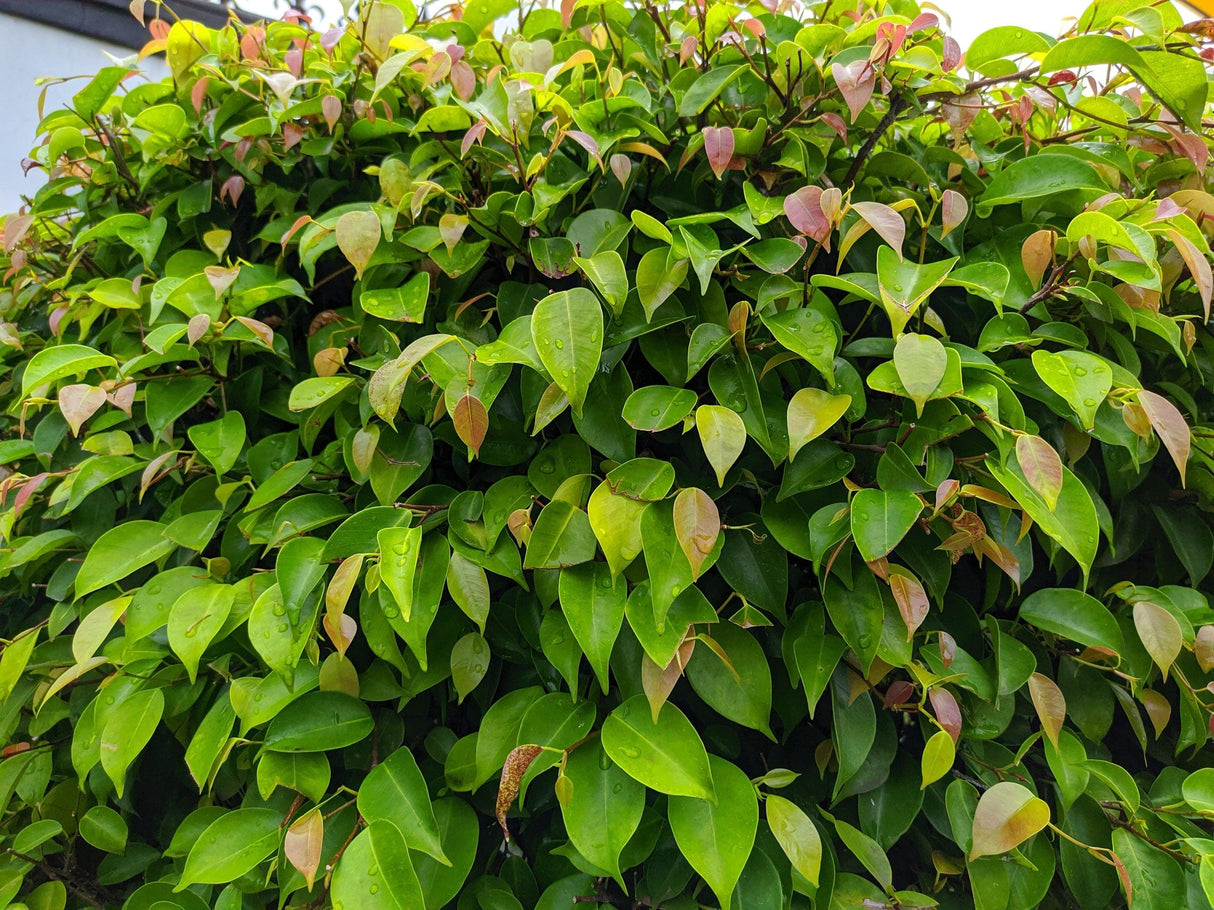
0;13;167;214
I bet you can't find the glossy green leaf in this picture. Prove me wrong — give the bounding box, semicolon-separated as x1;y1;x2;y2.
602;696;715;801
668;756;757;910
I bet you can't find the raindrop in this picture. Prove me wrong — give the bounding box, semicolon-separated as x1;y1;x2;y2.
555;339;565;349
619;744;642;759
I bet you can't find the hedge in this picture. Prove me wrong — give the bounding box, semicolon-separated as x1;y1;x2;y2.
1;0;1214;907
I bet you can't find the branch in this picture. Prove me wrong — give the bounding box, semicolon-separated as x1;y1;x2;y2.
844;92;909;186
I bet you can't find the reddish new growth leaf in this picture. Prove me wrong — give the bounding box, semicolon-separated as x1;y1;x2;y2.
703;126;734;179
784;186;831;247
831;60;875;122
889;571;929;640
496;744;544;839
1137;389;1191;485
928;687;962;742
1027;673;1066;748
453;391;489;457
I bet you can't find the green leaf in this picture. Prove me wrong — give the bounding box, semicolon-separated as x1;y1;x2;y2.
849;488;923;562
668;756;757;910
1030;350;1112;431
178;808;282;888
288;376;356;411
332;821;425;908
894;334;947;417
378;526;422;621
576;251;629;316
1111;828;1185;908
601;696;715;800
876;249;957;336
921;729;956;789
559;562;626;694
587;459;675;577
685;624;774;738
79;805;128;854
761;307;838;383
450;632;490;702
560;741;644;886
361;272;430;322
829;812;892;891
100;688;164;797
636;247;688;320
414;799;479;910
75;521;177;597
765;793;822;887
531;289;603;416
979;156;1108;213
525;500;598;569
187;411;245;476
678;66;745;116
987;459;1099;581
21;344;115;397
264;691;373;752
966;26;1052;69
623;386;697;432
358;746;448;864
168;584;235;684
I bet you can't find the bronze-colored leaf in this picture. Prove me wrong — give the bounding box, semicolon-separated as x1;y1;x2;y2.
496;744;544;840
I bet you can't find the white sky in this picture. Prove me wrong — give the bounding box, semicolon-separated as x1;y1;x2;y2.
233;0;1191;44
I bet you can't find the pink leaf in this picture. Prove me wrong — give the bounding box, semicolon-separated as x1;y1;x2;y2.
831;60;875;123
610;154;631;185
450;59;476;101
565;130;603;169
321;95;341;132
783;186;830;244
941;189;967;238
850;200;905;257
942;36;961;72
909;12;938;31
462;120;488;156
1167;229;1212;322
820;112;847;142
1138;389;1191;486
929;687;962;742
703;126;734;179
190;77;209;116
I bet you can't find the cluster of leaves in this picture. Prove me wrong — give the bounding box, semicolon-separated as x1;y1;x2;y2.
1;0;1214;906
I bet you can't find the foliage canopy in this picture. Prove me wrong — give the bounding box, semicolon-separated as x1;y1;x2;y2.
1;0;1214;907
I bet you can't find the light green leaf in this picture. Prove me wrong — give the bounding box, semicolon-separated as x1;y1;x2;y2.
75;521;177;597
168;584;235;684
894;334;947;417
21;344;115;397
101;688;164;797
697;405;747;487
849;488;923;562
531;288;603;416
178;808;282;888
358;746;448;863
332;821;425;909
560;741;644;886
765;793;822;887
786;389;850;461
601;696;715;800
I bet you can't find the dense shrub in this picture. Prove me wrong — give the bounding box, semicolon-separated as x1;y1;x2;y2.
1;0;1213;906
